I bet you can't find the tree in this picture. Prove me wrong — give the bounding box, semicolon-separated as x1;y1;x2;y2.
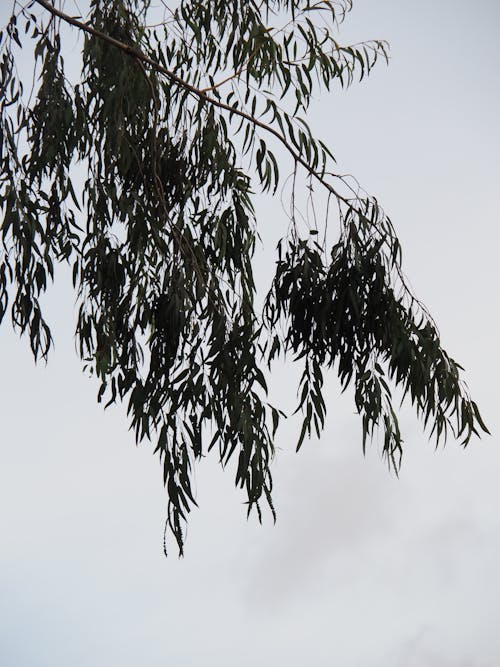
0;0;488;554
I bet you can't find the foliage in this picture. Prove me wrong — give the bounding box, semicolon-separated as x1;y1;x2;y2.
0;0;488;554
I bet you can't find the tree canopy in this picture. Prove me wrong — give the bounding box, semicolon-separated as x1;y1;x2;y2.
0;0;488;554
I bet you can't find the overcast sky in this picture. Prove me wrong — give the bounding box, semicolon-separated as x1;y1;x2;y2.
1;1;499;666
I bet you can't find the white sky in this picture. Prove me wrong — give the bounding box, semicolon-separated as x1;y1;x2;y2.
1;1;499;665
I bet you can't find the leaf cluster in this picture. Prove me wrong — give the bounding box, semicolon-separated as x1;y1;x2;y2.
265;203;485;465
0;0;488;554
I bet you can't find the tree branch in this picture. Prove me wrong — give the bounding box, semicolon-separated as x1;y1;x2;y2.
33;0;353;208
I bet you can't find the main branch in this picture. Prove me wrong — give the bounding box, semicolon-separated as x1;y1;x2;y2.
33;0;353;208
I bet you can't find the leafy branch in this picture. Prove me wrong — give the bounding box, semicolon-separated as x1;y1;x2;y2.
31;0;355;209
0;0;489;556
